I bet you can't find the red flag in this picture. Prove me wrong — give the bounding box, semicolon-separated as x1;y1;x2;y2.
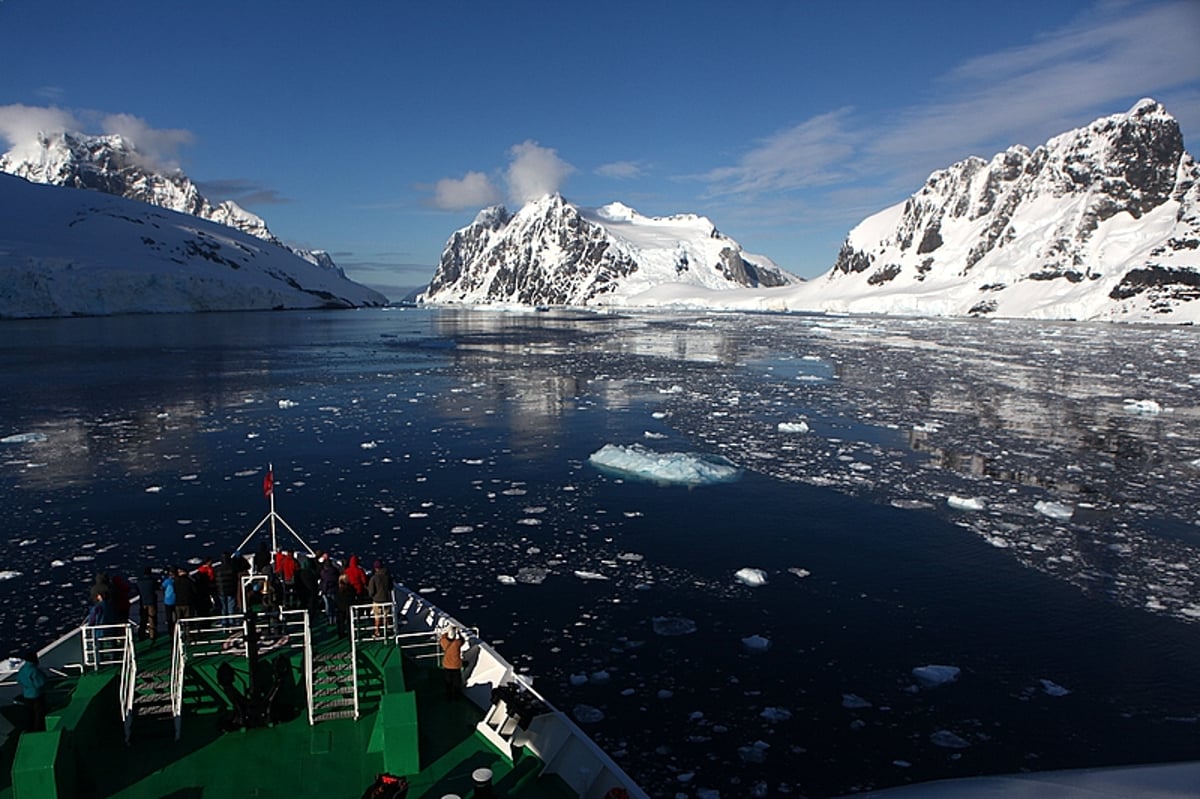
263;469;274;498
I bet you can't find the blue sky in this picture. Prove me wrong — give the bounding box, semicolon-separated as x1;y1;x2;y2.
2;0;1198;298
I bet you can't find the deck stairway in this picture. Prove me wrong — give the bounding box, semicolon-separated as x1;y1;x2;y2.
309;650;357;721
126;667;174;741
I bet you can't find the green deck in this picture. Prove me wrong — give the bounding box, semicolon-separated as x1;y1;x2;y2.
2;624;575;799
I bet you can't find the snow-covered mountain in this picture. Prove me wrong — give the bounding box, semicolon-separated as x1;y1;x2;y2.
0;130;343;275
816;98;1199;321
423;193;797;305
618;99;1199;324
0;173;386;318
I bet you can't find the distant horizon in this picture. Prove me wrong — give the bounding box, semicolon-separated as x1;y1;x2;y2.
1;0;1197;298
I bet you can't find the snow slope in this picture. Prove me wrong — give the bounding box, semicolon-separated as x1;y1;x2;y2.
0;174;387;318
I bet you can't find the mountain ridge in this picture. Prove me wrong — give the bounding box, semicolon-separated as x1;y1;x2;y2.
423;192;797;305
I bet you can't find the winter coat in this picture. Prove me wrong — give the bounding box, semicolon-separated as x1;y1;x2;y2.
215;557;238;597
173;573;197;611
344;556;368;596
367;567;392;603
162;575;176;607
17;660;46;699
319;561;339;596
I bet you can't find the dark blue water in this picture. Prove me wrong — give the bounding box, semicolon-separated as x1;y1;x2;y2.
2;308;1198;797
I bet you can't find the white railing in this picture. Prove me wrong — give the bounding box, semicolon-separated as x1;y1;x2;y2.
303;616;314;725
82;622;133;670
391;584;650;799
118;626;138;743
169;620;185;740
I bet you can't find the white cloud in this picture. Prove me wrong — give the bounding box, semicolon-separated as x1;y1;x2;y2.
702;1;1200;203
700;108;858;196
0;104;80;159
595;160;644;179
505;140;575;203
431;170;502;210
100;113;193;172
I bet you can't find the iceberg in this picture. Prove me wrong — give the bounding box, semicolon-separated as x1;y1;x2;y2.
1;432;47;444
1035;500;1075;521
947;495;986;511
777;421;810;434
912;664;961;687
588;443;741;486
735;567;768;587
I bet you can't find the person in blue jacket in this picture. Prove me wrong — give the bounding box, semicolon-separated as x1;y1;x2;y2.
162;568;177;637
17;650;47;732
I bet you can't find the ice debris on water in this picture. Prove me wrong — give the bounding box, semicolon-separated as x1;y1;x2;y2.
735;567;768;587
277;399;298;409
947;495;986;511
1040;679;1071;696
652;616;697;636
0;570;21;581
788;567;811;578
930;730;971;749
842;693;872;709
572;704;604;723
912;664;960;687
1;432;47;444
1124;398;1163;415
588;443;741;486
777;420;810;434
741;634;770;652
1035;500;1074;521
738;740;770;763
761;707;792;722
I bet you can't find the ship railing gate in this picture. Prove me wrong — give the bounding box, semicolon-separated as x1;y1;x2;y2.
109;609;314;739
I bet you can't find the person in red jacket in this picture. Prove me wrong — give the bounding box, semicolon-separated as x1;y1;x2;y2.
344;555;368;597
275;550;299;607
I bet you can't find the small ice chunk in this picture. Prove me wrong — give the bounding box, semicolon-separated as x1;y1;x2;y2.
787;567;811;579
0;570;21;580
930;730;970;749
1040;679;1071;696
1035;500;1074;521
777;421;810;434
947;495;986;511
741;634;771;652
1;432;48;444
497;575;517;585
1123;398;1162;415
652;616;697;636
761;707;792;722
842;693;872;709
735;567;768;587
574;570;609;581
738;740;770;763
145;486;163;493
913;664;960;687
572;704;604;723
569;673;588;686
590;670;610;683
588;443;741;486
278;399;298;409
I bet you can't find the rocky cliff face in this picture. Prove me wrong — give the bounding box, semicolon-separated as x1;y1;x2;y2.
424;194;796;305
824;99;1199;319
0;131;343;276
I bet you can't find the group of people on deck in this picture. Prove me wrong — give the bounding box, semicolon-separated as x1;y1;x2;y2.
84;545;395;641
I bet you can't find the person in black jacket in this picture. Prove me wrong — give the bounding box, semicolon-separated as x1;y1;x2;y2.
215;553;239;623
135;567;159;642
173;568;197;635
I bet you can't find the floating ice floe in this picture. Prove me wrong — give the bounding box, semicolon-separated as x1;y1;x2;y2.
0;570;21;581
569;673;588;686
1040;678;1071;696
496;575;517;585
277;399;298;409
947;495;986;511
573;570;609;581
930;730;970;749
738;740;769;763
571;704;604;723
516;567;548;584
741;634;771;652
1123;398;1163;415
842;693;872;709
788;567;811;579
1;432;47;444
652;616;697;636
588;443;741;486
1035;500;1075;521
777;421;810;434
735;567;768;587
761;707;791;722
145;486;163;493
912;664;961;687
